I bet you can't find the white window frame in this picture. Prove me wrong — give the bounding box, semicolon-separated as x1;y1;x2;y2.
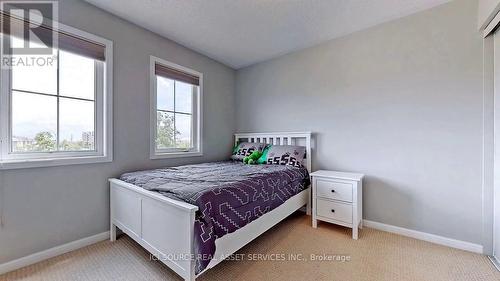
149;56;203;159
0;22;113;170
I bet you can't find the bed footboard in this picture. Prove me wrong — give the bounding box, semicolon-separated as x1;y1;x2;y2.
110;179;198;281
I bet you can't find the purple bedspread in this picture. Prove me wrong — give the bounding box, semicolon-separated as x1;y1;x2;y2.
119;161;309;273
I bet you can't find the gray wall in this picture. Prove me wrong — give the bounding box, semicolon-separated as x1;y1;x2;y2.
0;0;235;264
235;0;484;244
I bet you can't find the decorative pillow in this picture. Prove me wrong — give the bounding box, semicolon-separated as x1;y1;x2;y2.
231;142;267;161
257;145;306;167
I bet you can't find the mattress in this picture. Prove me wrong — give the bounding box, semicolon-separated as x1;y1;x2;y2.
120;161;310;274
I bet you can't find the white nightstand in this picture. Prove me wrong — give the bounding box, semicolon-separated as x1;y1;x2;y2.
311;170;364;239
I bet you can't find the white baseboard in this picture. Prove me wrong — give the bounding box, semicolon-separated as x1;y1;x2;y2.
0;231;110;275
363;220;483;254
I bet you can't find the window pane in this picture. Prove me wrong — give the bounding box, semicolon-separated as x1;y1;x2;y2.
175;113;192;149
157;77;174;111
175;81;193;114
59;98;95;151
11;91;57;152
156;111;176;149
59;50;96;100
12;56;57;95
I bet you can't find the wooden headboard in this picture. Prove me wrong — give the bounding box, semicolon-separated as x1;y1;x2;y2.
234;132;312;172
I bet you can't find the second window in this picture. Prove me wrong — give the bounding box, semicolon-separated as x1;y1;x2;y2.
151;57;202;158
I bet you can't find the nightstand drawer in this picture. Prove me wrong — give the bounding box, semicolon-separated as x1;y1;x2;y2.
316;179;353;202
316;199;352;224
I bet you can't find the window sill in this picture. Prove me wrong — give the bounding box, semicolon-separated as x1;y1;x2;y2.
0;154;112;170
150;151;203;160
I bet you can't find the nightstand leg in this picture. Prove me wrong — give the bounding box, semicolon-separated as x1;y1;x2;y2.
352;227;358;240
312;218;317;228
110;223;117;242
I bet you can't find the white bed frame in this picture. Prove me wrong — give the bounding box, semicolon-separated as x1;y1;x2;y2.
109;132;312;281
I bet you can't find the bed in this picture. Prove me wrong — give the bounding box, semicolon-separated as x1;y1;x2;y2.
109;132;312;281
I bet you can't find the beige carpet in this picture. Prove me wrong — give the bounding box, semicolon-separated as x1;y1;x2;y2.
1;213;499;281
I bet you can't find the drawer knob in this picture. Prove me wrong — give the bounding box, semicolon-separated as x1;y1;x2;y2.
331;189;336;193
331;209;335;213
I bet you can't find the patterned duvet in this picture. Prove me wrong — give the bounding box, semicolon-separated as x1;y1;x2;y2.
119;161;310;273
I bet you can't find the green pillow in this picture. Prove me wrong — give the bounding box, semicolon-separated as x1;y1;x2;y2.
257;145;271;164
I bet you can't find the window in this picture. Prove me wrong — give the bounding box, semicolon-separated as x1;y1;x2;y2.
150;56;202;159
0;19;113;169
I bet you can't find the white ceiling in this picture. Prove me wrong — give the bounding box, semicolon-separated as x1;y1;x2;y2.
84;0;450;69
